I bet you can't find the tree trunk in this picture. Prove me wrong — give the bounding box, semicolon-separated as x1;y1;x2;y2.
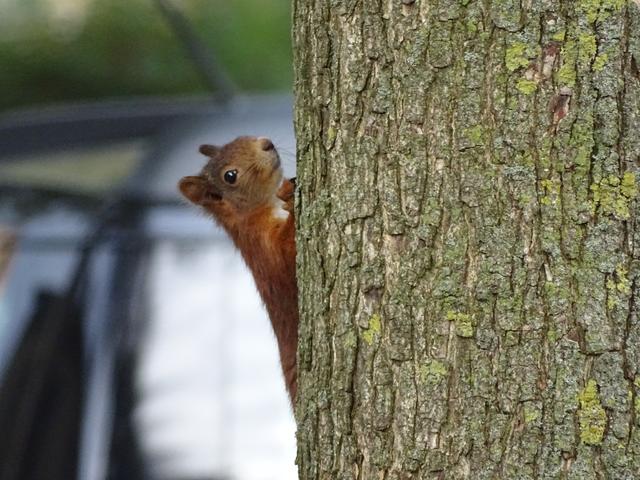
293;1;640;479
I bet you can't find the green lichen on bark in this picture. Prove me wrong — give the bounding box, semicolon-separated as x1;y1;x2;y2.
558;40;578;86
464;125;484;144
361;313;381;345
516;78;538;95
540;178;561;206
505;42;530;71
577;380;607;445
523;403;541;424
578;33;597;64
446;310;474;338
419;360;448;385
578;0;627;23
590;172;638;220
607;263;631;309
593;51;609;71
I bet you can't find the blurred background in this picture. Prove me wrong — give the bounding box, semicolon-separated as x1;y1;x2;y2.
0;1;296;479
0;0;292;109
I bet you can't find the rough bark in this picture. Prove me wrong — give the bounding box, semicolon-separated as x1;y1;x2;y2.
293;1;640;479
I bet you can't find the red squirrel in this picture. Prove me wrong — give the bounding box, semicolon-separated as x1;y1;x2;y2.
178;136;298;403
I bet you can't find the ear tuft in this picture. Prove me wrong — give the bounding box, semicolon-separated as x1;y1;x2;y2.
199;144;221;157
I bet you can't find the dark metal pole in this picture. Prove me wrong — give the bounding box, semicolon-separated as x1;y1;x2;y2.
152;0;236;104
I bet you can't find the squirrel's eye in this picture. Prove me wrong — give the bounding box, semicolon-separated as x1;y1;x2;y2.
223;170;238;184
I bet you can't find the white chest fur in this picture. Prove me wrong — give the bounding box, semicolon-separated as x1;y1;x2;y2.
271;196;289;220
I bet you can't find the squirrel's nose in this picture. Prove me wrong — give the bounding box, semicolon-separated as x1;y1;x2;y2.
258;137;275;152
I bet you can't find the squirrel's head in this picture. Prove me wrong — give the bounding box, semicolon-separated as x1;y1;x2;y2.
179;136;283;213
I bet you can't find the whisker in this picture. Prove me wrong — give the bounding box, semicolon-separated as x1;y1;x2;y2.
242;161;259;177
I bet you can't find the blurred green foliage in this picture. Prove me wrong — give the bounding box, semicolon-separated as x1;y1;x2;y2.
0;0;292;110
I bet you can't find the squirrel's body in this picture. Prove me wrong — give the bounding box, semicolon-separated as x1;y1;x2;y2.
178;136;298;402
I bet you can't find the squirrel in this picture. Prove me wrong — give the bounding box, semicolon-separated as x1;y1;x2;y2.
178;136;298;403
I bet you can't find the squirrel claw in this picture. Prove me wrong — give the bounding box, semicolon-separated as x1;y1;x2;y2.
277;178;295;203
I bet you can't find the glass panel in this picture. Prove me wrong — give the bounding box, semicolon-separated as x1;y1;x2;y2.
135;240;296;479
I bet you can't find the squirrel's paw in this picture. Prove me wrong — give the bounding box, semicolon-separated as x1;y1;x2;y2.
277;178;295;210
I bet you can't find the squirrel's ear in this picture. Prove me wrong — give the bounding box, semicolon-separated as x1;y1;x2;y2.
179;175;222;205
199;144;221;157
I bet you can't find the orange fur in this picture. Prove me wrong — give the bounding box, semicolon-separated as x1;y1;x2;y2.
178;136;298;403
